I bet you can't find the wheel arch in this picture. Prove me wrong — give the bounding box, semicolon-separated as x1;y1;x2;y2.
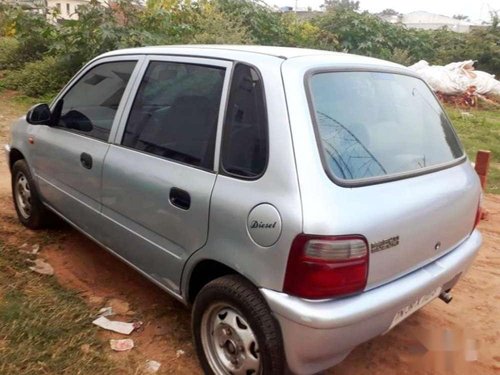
8;147;25;172
185;259;241;305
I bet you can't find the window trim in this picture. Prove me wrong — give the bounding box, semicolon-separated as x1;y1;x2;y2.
112;55;233;173
48;55;145;143
304;67;467;188
219;62;270;181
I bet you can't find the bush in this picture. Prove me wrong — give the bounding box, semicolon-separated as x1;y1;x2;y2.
4;56;69;97
0;37;19;70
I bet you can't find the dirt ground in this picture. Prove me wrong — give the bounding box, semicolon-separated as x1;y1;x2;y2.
0;91;499;374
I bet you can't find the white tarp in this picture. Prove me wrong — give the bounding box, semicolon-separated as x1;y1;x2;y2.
408;60;500;96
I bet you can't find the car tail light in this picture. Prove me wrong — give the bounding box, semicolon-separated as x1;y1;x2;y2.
283;234;369;299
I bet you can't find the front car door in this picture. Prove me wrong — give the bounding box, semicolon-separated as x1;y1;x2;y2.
30;56;142;235
100;56;232;295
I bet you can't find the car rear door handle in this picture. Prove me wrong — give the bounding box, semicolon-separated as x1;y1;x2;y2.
80;152;93;169
169;187;191;210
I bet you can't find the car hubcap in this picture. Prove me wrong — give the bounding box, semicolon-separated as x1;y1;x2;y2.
201;303;260;375
15;173;32;219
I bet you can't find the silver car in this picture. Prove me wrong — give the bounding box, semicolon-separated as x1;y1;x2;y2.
5;46;482;375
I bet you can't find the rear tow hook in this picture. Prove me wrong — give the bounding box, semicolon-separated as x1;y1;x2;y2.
439;291;453;304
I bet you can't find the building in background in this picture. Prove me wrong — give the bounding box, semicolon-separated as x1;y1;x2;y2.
379;11;487;33
47;0;89;20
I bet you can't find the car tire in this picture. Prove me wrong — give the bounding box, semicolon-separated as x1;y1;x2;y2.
12;159;53;229
192;275;285;375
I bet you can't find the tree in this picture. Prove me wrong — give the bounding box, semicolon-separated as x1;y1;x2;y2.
379;8;399;16
322;0;359;11
453;14;470;21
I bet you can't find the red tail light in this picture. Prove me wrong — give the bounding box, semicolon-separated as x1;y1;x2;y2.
283;234;369;300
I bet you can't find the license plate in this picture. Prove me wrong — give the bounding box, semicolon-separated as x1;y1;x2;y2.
388;286;441;331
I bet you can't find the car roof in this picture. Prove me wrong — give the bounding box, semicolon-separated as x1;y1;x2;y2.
98;45;403;69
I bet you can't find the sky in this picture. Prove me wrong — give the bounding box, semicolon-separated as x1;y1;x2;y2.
268;0;500;22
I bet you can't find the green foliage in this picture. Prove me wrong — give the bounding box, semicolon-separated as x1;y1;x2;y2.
0;37;19;70
0;0;499;98
3;56;69;97
323;0;360;11
191;2;252;44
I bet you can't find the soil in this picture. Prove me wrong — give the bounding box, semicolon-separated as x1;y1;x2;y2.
0;90;499;374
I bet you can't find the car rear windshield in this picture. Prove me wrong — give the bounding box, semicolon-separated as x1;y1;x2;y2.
308;71;464;184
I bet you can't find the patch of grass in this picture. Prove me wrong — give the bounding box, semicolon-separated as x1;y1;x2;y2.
0;240;116;375
446;105;500;194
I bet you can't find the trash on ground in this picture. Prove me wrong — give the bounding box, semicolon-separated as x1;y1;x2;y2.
20;243;40;255
409;60;500;96
92;316;137;335
176;349;185;358
97;306;114;317
110;338;134;352
144;360;161;373
80;344;91;354
29;258;54;275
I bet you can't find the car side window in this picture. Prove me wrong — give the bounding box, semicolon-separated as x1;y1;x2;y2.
56;61;137;142
122;61;225;170
221;64;268;178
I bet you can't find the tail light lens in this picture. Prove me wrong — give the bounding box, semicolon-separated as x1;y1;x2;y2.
283;234;369;300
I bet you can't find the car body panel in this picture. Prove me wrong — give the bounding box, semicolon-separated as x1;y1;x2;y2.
99;56;233;293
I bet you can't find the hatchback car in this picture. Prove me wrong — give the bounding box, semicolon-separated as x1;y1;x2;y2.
5;45;482;375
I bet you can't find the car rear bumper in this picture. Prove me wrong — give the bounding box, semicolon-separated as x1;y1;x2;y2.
261;229;482;375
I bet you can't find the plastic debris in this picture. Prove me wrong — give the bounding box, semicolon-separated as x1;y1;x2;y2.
20;243;40;255
92;316;136;335
110;338;134;352
409;60;500;96
97;307;114;317
29;258;54;275
176;349;185;358
144;360;161;374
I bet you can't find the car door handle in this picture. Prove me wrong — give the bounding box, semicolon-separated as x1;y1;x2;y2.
169;187;191;210
80;152;93;169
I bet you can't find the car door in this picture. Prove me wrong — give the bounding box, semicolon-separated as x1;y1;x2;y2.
100;56;232;295
30;57;142;236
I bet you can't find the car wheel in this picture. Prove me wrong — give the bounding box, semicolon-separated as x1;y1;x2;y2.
192;275;285;375
12;160;53;229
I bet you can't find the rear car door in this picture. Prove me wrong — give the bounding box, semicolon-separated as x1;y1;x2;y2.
100;56;231;294
30;57;141;235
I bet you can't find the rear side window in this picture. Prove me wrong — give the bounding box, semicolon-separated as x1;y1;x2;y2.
308;71;463;183
56;61;136;141
221;64;268;178
122;61;225;169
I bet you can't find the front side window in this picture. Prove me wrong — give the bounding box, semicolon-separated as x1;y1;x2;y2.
309;71;464;183
122;61;225;169
221;64;268;178
56;61;136;141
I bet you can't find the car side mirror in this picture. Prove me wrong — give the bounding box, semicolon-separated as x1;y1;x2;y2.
26;103;51;125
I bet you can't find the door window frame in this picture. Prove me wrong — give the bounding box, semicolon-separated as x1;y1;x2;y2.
49;55;147;144
112;55;233;173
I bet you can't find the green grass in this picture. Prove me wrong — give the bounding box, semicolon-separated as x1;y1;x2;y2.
0;240;116;375
445;105;500;194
